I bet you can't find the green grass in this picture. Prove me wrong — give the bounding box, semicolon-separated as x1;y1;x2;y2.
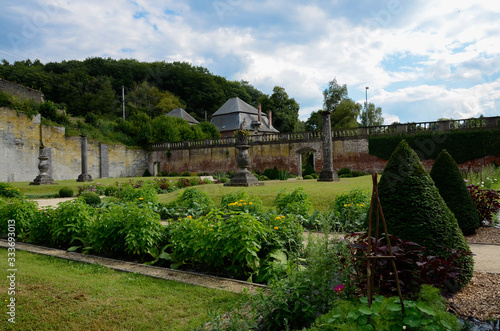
159;176;373;211
0;249;242;330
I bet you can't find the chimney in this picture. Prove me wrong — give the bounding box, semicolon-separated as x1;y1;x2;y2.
268;110;272;128
258;103;262;123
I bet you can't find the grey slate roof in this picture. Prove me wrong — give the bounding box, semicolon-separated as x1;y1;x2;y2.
211;97;279;133
165;108;199;124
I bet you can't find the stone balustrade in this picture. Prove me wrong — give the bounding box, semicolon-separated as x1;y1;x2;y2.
151;116;500;150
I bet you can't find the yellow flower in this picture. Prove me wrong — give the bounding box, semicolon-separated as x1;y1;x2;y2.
275;216;281;220
139;197;144;200
274;226;279;230
281;215;285;219
243;202;246;205
238;203;243;207
187;215;192;219
360;204;364;207
249;202;253;205
239;199;244;202
344;204;347;207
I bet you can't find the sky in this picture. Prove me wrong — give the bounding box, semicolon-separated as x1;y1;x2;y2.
1;0;499;125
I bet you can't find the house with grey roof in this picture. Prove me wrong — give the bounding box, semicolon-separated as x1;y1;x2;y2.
165;108;199;125
210;97;278;137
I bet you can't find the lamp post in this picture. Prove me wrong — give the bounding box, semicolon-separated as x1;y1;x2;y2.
365;86;369;127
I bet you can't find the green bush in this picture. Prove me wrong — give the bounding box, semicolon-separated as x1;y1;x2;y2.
0;199;38;240
338;167;352;177
329;188;371;232
89;203;164;258
274;187;314;218
142;168;152;177
171;187;214;218
303;175;314;180
167;210;268;278
220;189;264;216
115;185;158;204
378;140;473;288
0;183;25;199
51;198;95;247
310;285;461;331
29;208;55;245
79;191;101;207
58;186;74;198
430;150;480;235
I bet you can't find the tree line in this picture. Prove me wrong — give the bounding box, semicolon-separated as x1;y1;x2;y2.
0;57;383;146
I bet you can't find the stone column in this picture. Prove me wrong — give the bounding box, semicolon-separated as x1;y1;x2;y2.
318;111;339;182
77;135;93;182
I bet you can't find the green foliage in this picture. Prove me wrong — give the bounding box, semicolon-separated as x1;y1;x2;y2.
169;187;214;218
0;183;25;199
79;191;101;207
369;129;500;163
274;187;314;218
378;140;473;287
28;208;55;245
219;189;264;216
0;199;38;240
89;203;164;257
430;150;480;235
51;198;95;247
167;210;268;278
58;186;74;198
359;102;384;127
78;182;106;195
115;185;158;204
310;286;461;331
329;188;370;232
259;86;300;132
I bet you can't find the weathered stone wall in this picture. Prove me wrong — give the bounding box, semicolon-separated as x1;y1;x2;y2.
0;107;148;182
0;79;44;103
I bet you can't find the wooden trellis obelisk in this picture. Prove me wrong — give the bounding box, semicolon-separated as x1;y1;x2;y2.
366;173;405;315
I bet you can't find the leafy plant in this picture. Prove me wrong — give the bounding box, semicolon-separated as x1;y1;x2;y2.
467;184;500;225
0;199;38;240
220;189;264;216
329;188;370;232
58;186;74;197
28;208;55;245
79;191;101;207
0;183;25;199
274;187;314;218
51;198;95;247
115;185;158;204
310;285;461;331
168;187;214;218
78;182;107;195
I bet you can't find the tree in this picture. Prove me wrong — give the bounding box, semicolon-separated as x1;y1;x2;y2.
430;150;480;235
359;102;384;126
331;98;361;129
323;78;347;113
304;110;322;131
378;140;473;289
260;86;300;133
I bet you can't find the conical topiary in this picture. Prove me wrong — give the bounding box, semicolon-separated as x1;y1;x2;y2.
378;140;473;288
430;150;480;235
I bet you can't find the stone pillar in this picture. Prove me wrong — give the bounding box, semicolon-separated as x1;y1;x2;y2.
100;143;109;178
30;145;57;185
77;135;93;182
318;111;339;182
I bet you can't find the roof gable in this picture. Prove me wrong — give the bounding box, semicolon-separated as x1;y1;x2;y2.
212;97;258;116
166;108;199;124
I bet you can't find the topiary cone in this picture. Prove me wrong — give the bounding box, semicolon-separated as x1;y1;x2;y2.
378;140;473;288
430;150;480;235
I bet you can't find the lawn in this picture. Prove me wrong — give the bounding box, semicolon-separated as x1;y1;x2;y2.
0;249;242;330
158;176;373;211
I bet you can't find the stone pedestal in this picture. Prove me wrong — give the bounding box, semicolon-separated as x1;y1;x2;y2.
318;110;339;182
225;139;260;187
30;146;57;185
77;135;93;182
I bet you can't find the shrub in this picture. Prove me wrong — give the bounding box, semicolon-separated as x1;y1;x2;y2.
311;285;461;331
467;184;500;225
170;187;214;218
180;171;191;176
29;208;55;245
220;190;264;216
377;140;473;288
0;183;25;199
330;188;370;233
302;163;316;177
51;198;94;247
78;182;106;195
175;178;191;188
0;199;38;240
89;203;164;258
79;191;101;207
58;186;74;198
142;168;152;177
338;167;352;177
104;186;119;196
303;175;314;180
430;150;480;235
274;187;314;218
351;170;366;177
115;185;158;204
167;210;268;278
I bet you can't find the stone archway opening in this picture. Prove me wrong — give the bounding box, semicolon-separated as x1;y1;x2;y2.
296;147;317;177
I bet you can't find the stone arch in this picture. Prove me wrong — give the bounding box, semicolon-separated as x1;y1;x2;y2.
296;147;318;177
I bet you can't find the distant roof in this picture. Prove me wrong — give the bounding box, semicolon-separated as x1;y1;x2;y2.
165;108;199;124
212;97;259;116
211;97;279;133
